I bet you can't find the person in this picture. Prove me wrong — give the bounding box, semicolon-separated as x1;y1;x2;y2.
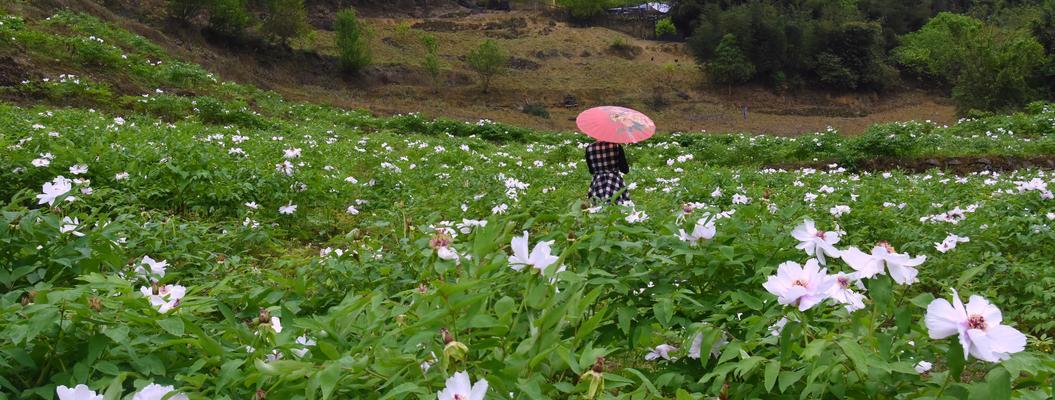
586;140;630;205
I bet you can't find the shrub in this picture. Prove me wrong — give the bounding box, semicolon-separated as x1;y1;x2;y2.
168;0;206;20
522;102;549;119
556;0;605;21
706;34;754;86
655;18;677;37
262;0;310;44
421;34;443;92
207;0;251;37
466;39;507;93
335;8;371;74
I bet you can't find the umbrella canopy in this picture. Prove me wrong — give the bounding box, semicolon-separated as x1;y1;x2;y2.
575;106;656;144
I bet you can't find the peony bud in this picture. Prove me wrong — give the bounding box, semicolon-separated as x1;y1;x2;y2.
88;296;102;312
579;358;606;399
20;290;36;306
258;308;271;324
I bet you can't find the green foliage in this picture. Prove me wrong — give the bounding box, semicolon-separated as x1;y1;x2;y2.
557;0;606;20
261;0;310;44
167;0;206;20
895;13;1050;113
952;28;1049;113
421;34;443;92
335;8;371;74
655;17;677;37
466;39;507;93
522;102;550;118
706;34;755;85
679;0;1043;95
895;12;985;81
3;101;1055;399
207;0;251;37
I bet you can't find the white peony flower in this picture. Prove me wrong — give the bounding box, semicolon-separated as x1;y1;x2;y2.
437;371;488;400
677;217;716;245
131;384;187;400
139;284;186;313
790;219;841;265
37;176;75;206
841;242;926;285
56;384;102;400
279;202;297;215
508;231;560;275
135;256;168;280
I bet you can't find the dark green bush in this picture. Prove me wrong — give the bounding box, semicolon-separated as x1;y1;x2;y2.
523;103;550;119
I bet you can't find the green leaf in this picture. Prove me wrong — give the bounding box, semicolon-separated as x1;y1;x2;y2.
653;298;674;327
157;317;184;336
779;368;807;392
319;363;342;400
765;360;780;392
734;290;763;311
103;373;126;400
103;325;129;344
837;339;869;377
985;367;1011;400
947;338;966;382
909;293;935;308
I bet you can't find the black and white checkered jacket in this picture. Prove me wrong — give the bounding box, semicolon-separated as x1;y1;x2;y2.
585;142;629;175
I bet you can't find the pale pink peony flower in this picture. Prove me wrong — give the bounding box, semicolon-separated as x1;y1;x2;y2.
925;289;1027;362
825;272;866;312
763;259;834;311
645;344;678;361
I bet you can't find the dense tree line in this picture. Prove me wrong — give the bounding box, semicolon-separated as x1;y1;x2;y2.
674;0;1055;113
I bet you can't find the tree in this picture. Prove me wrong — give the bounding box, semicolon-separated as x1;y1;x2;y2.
335;9;371;74
262;0;310;45
952;27;1048;113
466;39;507;93
706;34;755;90
421;34;443;92
894;12;984;82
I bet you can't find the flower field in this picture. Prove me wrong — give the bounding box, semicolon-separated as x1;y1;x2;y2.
3;10;1055;400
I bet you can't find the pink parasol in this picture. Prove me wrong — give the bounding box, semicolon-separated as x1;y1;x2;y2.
575;106;656;144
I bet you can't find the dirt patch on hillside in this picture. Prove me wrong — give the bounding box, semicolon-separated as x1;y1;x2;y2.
766;156;1055;174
